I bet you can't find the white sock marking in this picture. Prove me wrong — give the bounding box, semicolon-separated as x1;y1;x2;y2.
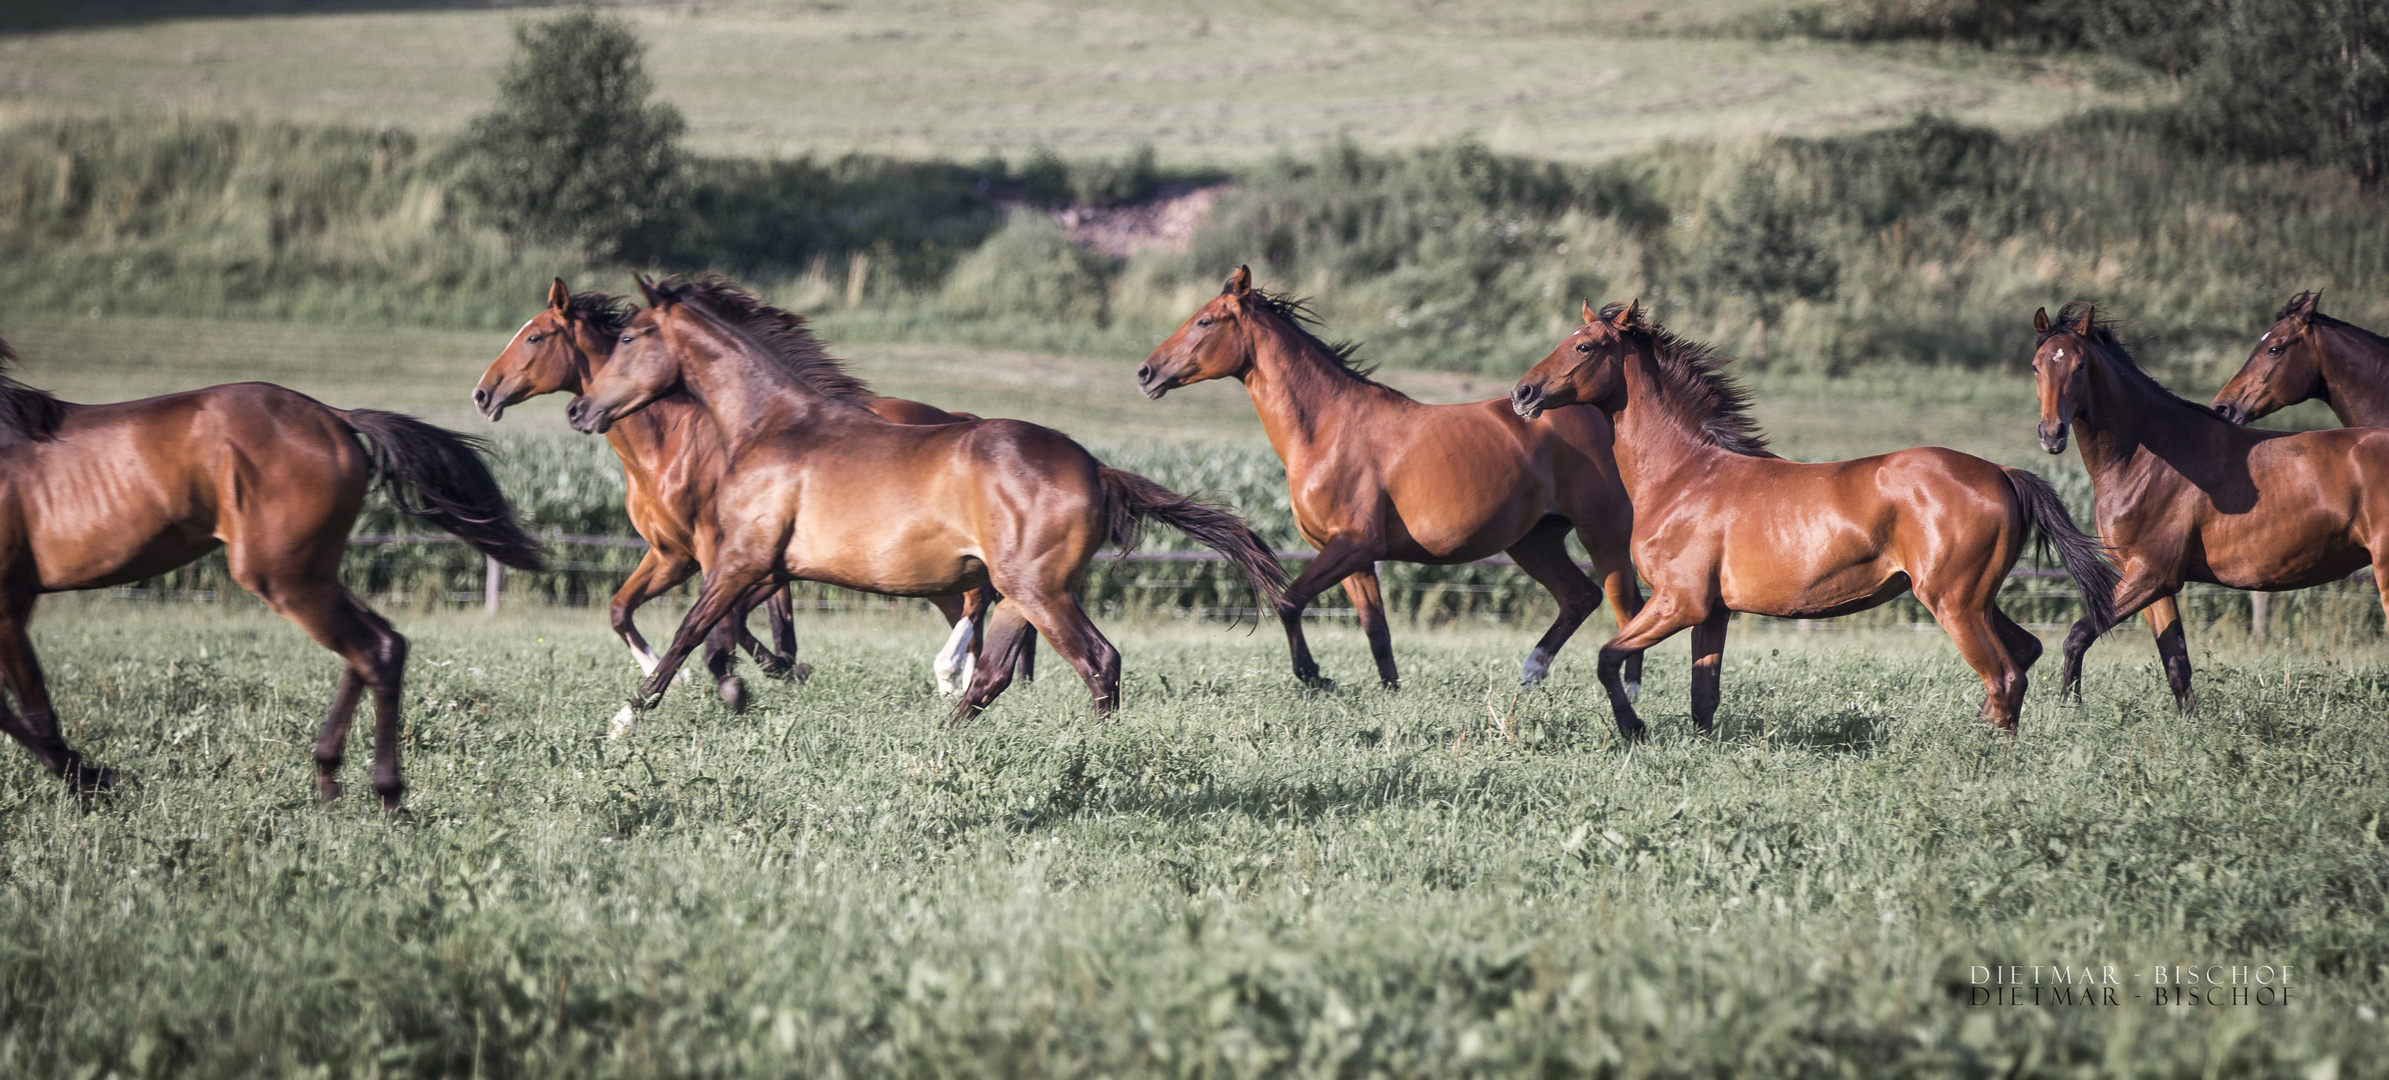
934;619;976;695
608;705;639;740
1519;647;1554;689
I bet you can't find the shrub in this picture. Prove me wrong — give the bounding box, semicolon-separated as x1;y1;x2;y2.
938;212;1117;325
454;10;687;258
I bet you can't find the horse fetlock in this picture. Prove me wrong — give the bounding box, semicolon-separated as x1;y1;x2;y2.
607;705;640;740
718;676;749;714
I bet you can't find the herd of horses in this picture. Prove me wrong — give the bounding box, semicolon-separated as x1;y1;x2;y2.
1;271;2383;813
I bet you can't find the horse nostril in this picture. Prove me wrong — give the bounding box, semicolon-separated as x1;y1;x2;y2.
1135;364;1154;384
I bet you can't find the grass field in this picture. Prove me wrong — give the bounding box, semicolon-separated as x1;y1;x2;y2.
0;0;2140;162
1;600;2383;1076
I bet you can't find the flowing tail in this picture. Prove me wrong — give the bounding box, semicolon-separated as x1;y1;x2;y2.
1097;467;1288;609
341;410;548;572
2003;467;2116;636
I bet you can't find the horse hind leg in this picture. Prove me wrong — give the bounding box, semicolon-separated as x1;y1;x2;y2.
1922;592;2026;732
1506;520;1604;692
2142;597;2196;715
1339;567;1399;689
242;570;410;811
1991;608;2045;672
983;580;1121;717
0;594;112;795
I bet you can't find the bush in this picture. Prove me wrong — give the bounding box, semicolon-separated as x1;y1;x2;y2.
938;212;1117;325
454;10;687;258
1691;164;1839;357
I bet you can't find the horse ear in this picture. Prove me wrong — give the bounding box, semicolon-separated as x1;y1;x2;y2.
1610;298;1643;330
1223;265;1252;297
2294;290;2323;322
2068;304;2095;334
547;277;570;312
2033;307;2051;334
1582;299;1597;325
635;274;669;308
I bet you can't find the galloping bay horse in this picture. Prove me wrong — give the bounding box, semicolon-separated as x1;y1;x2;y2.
2213;291;2389;427
565;277;1288;722
1512;302;2115;736
1137;267;1646;693
0;334;544;811
474;279;1028;721
2032;301;2389;712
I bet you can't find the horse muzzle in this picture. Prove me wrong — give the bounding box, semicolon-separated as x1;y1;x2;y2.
2212;401;2251;425
1134;362;1173;400
1510;383;1546;420
564;397;611;434
471;386;506;422
2037;422;2068;455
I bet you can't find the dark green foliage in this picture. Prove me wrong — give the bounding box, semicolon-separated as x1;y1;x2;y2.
672;155;1003;289
2169;0;2389;186
1692;165;1840;350
454;10;687;258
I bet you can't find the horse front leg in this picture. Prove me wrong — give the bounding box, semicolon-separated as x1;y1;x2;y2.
1338;567;1399;689
0;593;109;795
1506;519;1604;692
631;564;780;712
1278;536;1381;689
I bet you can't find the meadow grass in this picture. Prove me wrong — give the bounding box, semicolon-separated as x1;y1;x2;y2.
0;599;2382;1077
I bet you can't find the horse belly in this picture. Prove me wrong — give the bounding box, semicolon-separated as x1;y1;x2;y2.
783;521;984;598
1719;543;1906;619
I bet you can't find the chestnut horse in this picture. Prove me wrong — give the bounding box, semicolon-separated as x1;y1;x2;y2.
1137;267;1645;693
2213;291;2389;427
1512;302;2115;736
0;334;544;811
473;279;1027;724
566;277;1288;722
2032;301;2389;712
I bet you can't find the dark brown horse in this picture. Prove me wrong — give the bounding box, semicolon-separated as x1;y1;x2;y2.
2213;291;2389;427
1512;302;2115;736
0;334;543;811
565;277;1288;722
473;280;1026;730
2033;301;2389;712
1137;267;1645;693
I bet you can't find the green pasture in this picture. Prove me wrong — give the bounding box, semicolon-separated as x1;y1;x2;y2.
0;0;2136;162
0;601;2382;1076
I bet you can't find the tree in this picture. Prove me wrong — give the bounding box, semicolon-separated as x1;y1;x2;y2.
457;10;686;257
1697;164;1839;360
2172;0;2388;187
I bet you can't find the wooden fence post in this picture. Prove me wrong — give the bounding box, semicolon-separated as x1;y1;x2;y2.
2249;591;2268;645
485;555;502;615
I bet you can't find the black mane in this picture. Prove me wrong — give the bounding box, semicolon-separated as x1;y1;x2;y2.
1246;286;1382;385
566;290;635;338
654;275;871;400
0;335;66;444
1605;302;1774;458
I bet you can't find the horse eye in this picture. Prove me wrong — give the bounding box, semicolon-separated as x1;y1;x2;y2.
525;332;542;344
1574;342;1591;354
1196;317;1213;328
620;332;635;343
2268;345;2284;354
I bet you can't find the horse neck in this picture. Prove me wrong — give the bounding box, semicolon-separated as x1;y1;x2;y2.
667;319;839;450
1237;324;1389;463
2315;320;2389;426
1605;349;1725;502
2074;350;2215;477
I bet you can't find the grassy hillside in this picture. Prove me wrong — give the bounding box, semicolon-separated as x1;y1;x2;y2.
0;1;2136;162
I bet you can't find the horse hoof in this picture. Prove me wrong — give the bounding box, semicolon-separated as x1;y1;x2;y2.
608;705;640;741
383;804;415;824
719;677;749;714
1623;679;1642;704
317;780;343;803
1297;673;1335;691
789;663;812;684
69;765;117;797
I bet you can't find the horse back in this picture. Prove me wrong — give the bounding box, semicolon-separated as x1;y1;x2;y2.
1;383;369;591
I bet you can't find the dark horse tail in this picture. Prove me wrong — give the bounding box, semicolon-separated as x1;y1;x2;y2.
2001;467;2117;636
340;410;548;572
1097;467;1288;609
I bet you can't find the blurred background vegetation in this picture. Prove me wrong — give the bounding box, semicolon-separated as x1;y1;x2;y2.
0;0;2381;625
